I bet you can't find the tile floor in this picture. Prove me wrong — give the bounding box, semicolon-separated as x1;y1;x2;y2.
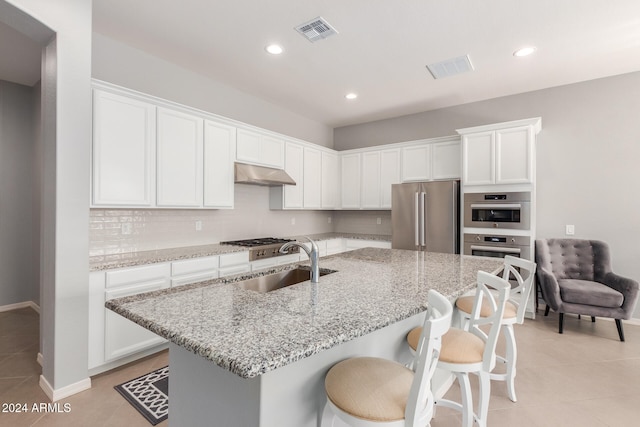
1;307;639;426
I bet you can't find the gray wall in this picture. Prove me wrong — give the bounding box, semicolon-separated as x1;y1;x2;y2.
0;80;37;306
335;71;640;318
92;33;334;149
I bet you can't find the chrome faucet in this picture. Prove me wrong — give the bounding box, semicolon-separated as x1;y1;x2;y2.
279;237;320;283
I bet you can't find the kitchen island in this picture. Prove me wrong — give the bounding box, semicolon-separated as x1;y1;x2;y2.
107;248;503;427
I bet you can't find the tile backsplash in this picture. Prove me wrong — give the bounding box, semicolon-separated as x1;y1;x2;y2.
89;185;334;256
90;184;393;256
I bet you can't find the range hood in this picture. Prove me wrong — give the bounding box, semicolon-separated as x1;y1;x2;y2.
234;162;296;186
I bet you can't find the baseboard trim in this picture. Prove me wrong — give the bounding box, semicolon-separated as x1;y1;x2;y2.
37;352;43;367
0;301;40;313
39;375;92;402
623;317;640;327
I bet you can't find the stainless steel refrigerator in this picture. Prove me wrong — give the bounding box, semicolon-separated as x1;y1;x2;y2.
391;180;460;253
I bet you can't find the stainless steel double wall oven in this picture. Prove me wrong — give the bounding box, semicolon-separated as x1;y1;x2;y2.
463;191;532;260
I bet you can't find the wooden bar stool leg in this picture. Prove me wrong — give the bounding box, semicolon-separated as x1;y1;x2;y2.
458;373;474;427
476;371;491;427
504;325;517;402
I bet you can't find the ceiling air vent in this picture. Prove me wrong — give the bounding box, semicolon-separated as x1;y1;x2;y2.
426;54;474;79
295;16;338;42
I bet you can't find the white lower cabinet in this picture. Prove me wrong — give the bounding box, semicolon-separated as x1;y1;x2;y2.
250;253;300;271
89;264;171;372
171;256;220;287
218;252;251;277
344;239;392;251
324;238;346;255
104;264;170;362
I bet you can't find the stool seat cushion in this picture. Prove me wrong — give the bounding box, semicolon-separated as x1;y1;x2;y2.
324;357;414;422
455;295;518;319
439;328;485;364
408;327;485;364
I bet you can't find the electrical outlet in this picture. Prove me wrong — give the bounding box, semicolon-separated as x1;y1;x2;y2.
195;220;202;231
565;224;575;235
376;217;382;225
328;216;332;224
291;217;296;225
121;223;132;235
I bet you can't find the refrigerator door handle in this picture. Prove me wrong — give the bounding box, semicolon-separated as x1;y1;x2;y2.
414;192;420;246
419;192;426;247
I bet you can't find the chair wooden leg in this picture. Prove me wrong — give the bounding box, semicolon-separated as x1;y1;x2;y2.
559;313;564;334
504;325;517;402
591;316;596;322
616;319;625;342
476;371;491;427
544;305;550;316
458;373;474;427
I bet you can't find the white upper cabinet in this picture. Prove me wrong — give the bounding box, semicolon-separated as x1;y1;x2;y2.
458;118;540;187
361;151;381;208
495;126;533;184
303;147;322;209
360;149;400;209
203;120;236;208
401;137;460;182
156;107;204;207
236;128;284;168
92;83;240;210
340;153;361;209
92;89;156;207
321;151;339;209
461;131;494;185
282;142;305;209
270;142;339;210
379;149;401;208
401;144;431;182
431;139;461;180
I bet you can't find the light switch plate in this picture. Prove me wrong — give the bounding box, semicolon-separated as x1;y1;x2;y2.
565;224;575;235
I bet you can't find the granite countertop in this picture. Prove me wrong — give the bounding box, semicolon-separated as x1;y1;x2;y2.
89;233;391;271
106;248;503;379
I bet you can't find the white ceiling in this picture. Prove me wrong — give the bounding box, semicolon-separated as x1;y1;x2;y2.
5;1;640;128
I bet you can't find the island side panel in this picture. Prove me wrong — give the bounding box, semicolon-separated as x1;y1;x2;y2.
169;343;261;426
168;313;424;427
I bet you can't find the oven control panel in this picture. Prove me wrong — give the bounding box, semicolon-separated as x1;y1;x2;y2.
463;233;531;259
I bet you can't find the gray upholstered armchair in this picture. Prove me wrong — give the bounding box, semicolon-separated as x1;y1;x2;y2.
535;239;639;341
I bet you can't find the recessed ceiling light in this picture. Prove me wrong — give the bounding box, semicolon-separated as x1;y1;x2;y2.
345;93;358;100
265;44;284;55
513;46;537;57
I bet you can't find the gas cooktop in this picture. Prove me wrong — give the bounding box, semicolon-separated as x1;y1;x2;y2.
220;237;294;248
220;237;298;261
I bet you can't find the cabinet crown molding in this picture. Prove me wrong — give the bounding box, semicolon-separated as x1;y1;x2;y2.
456;117;541;135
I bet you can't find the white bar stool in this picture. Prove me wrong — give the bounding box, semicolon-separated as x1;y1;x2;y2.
321;290;453;427
406;271;510;427
455;255;536;402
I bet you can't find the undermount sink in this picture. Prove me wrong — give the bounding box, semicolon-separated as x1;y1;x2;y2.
235;267;336;293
